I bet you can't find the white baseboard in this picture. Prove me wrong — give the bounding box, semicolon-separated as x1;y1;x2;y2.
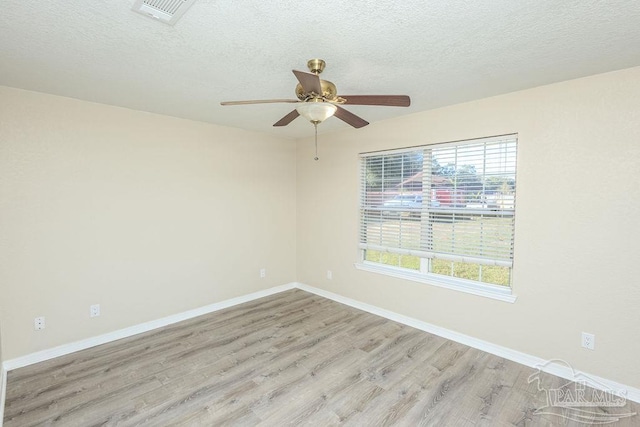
2;280;638;415
2;283;296;372
295;282;640;404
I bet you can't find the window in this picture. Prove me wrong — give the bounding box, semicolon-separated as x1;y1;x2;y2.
358;135;517;301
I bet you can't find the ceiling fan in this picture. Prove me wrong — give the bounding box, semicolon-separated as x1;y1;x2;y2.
220;59;411;129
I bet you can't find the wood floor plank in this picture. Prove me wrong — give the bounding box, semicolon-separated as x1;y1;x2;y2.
4;289;639;426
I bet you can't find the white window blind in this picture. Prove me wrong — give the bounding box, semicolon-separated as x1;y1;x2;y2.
359;135;517;287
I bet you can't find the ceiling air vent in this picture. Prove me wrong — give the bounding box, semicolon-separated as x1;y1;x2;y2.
132;0;197;25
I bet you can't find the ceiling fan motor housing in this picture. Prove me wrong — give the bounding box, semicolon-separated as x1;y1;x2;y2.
295;80;337;101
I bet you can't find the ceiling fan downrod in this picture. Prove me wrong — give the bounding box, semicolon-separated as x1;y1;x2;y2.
307;59;326;75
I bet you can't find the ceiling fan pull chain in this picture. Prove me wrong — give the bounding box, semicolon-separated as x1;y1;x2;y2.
314;122;319;161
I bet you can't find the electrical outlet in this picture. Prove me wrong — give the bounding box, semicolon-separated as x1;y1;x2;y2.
327;270;333;280
34;316;45;331
581;332;595;350
90;304;100;317
260;268;266;278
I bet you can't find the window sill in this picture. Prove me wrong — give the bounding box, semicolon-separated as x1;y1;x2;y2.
354;262;517;303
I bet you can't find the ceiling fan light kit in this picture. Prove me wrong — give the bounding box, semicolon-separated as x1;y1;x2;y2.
221;59;411;160
295;102;337;123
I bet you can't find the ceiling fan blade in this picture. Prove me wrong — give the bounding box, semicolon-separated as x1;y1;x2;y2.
273;110;300;127
292;70;322;95
341;95;411;107
220;99;299;106
334;106;369;128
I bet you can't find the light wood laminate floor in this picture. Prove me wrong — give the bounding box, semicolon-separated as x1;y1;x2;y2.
4;290;639;426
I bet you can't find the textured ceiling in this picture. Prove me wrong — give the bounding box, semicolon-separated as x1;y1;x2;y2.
1;0;640;138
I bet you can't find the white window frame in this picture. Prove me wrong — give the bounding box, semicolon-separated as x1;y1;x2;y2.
355;135;518;303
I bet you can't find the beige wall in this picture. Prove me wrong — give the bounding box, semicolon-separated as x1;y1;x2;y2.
2;66;639;390
0;86;297;360
296;66;640;388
